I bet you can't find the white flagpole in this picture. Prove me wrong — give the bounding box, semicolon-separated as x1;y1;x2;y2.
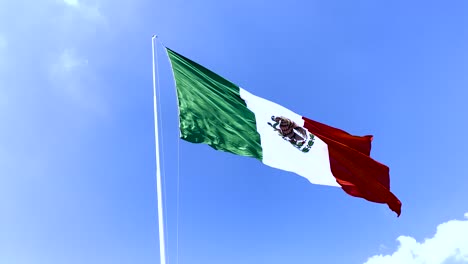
152;35;167;264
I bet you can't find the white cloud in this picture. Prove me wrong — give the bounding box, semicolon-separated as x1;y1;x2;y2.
364;213;468;264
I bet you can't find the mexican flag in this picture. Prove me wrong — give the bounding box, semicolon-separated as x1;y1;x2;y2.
166;48;402;216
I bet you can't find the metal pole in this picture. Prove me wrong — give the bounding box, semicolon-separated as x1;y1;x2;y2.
152;35;167;264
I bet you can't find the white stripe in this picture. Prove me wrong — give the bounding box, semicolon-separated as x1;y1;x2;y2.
239;88;339;187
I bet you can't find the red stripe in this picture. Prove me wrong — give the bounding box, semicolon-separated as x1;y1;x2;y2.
302;117;402;216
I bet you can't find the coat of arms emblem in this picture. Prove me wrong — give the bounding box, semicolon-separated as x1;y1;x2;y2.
268;116;315;153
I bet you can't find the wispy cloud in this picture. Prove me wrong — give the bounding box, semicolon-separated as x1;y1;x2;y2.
364;213;468;264
63;0;80;7
49;48;106;113
49;48;88;93
0;34;6;67
0;34;7;108
62;0;105;23
0;35;6;50
0;0;142;114
56;48;88;71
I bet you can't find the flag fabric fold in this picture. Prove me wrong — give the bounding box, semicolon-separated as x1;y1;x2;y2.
303;117;401;215
166;47;402;216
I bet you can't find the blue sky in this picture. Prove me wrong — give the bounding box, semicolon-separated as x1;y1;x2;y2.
1;0;468;263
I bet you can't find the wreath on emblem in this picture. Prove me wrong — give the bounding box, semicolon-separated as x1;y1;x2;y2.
268;116;315;153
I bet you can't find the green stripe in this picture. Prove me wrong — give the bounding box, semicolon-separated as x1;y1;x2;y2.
166;48;262;160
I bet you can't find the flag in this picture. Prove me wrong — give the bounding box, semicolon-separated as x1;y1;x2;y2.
166;47;402;216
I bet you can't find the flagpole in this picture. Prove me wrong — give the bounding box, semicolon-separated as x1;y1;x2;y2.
152;35;167;264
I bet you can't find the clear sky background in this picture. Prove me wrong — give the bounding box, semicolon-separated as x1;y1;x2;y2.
1;0;468;263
